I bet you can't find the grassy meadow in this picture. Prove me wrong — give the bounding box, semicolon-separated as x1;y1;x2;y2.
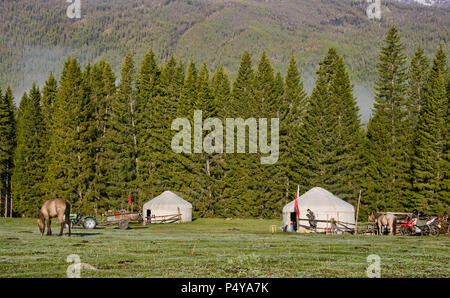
0;217;448;278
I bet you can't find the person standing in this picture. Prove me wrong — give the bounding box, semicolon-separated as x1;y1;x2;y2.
306;209;317;229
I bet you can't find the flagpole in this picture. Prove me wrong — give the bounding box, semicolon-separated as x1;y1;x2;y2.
296;185;300;232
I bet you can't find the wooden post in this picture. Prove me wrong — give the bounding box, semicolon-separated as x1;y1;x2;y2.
355;190;362;235
5;190;7;218
177;207;181;223
10;180;12;217
143;207;146;226
337;212;340;229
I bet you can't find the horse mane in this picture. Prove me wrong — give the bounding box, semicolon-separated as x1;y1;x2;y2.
371;211;382;218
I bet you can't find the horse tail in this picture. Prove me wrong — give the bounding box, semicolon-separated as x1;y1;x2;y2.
392;216;397;235
65;200;71;219
64;200;72;237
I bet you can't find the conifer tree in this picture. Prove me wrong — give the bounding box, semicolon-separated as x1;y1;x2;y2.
160;57;187;195
411;48;447;215
251;51;284;217
364;26;409;211
210;65;231;214
292;48;363;208
88;61;116;210
280;56;307;204
187;63;217;216
0;86;15;217
441;67;450;212
44;58;95;211
174;61;201;214
41;72;58;132
40;73;58;173
407;48;429;129
12;84;46;216
135;48;162;205
404;48;430;201
103;52;138;209
211;65;231;119
219;51;255;217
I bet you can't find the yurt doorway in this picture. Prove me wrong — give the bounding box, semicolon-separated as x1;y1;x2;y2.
290;212;297;231
146;209;151;223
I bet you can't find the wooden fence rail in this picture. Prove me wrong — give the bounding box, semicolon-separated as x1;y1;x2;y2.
144;213;182;224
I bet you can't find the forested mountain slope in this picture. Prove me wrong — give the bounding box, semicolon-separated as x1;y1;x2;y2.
0;0;449;120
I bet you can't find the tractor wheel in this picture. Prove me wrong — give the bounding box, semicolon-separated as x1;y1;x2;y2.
83;217;97;229
118;220;129;230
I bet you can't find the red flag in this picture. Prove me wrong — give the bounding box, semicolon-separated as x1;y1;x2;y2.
294;185;300;218
128;193;132;206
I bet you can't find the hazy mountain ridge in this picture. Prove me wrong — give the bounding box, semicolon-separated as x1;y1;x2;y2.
397;0;450;7
0;0;449;121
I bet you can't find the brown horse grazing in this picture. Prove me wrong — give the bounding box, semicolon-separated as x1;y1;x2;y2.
38;199;71;236
369;211;397;236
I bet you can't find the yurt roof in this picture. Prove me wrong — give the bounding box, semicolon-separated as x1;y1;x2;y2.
282;187;354;213
143;191;192;209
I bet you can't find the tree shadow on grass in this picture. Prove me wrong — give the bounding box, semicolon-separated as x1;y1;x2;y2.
66;232;101;237
112;226;150;230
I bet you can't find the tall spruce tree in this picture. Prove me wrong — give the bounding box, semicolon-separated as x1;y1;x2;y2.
41;73;58;132
292;48;363;208
364;26;409;211
135;48;162;206
41;73;58;174
251;51;284;217
88;61;116;210
0;86;15;217
280;56;308;205
220;51;255;217
407;48;429;129
411;47;448;215
12;84;46;216
44;58;95;211
441;65;450;213
187;63;217;216
404;48;430;206
210;65;231;215
211;65;231;119
160;56;187;196
103;52;138;209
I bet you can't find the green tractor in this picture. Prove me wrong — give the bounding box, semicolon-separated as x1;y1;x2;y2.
59;212;97;229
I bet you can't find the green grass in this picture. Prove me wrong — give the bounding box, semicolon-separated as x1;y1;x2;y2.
0;218;448;278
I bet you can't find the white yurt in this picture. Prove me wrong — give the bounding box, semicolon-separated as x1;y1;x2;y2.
282;187;355;233
142;191;192;223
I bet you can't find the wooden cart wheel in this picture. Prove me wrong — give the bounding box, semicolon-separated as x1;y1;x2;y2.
118;220;129;230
